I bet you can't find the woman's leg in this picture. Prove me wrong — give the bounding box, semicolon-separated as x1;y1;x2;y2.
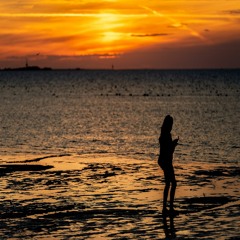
163;181;170;210
170;180;177;210
169;167;177;211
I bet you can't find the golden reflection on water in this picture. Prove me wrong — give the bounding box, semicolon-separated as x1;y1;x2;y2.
0;154;239;239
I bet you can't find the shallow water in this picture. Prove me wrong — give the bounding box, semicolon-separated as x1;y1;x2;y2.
0;69;239;239
0;154;239;239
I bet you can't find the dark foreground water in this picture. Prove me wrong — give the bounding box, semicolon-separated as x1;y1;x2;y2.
0;69;239;239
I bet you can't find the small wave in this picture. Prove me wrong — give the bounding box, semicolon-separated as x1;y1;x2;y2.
0;164;53;173
22;154;71;163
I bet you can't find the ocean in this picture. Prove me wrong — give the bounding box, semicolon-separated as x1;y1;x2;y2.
0;69;239;239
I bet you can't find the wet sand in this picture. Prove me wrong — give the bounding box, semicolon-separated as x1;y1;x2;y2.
0;154;239;239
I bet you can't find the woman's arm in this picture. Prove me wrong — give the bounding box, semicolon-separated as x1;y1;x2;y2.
172;136;179;151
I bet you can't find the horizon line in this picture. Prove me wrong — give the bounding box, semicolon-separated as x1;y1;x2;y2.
1;67;240;71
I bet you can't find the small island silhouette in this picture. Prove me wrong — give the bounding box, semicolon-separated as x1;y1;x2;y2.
1;59;52;71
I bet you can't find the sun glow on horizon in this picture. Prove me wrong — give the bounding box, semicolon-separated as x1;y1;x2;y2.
0;0;240;68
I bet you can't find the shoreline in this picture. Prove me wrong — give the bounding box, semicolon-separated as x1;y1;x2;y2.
0;154;239;239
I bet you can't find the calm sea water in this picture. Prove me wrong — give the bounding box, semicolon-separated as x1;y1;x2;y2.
0;69;239;239
0;69;239;164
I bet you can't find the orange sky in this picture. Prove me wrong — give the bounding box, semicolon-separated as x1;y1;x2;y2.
0;0;240;69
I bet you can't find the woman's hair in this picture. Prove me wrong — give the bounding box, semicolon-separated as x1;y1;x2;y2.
161;115;173;133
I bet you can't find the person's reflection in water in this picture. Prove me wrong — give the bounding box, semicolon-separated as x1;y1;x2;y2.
158;115;179;216
162;215;176;239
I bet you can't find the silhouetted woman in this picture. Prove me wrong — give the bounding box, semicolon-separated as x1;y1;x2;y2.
158;115;179;215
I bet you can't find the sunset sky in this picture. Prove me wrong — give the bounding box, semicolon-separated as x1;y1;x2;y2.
0;0;240;69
